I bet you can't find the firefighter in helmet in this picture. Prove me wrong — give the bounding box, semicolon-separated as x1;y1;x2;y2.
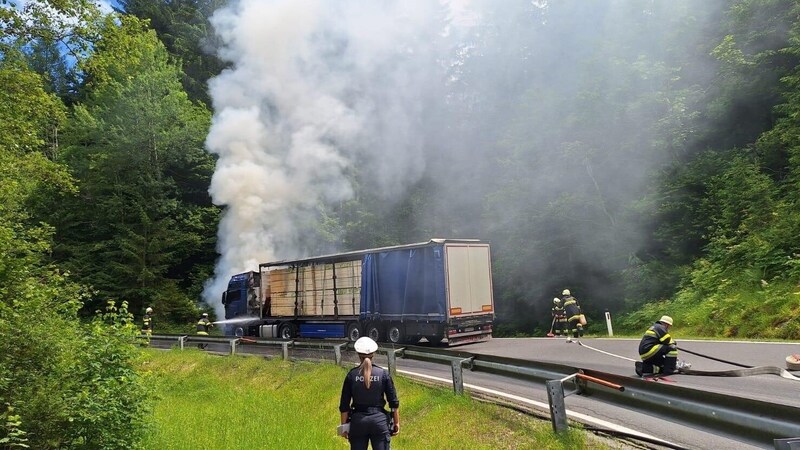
141;307;154;339
552;298;567;336
561;289;583;342
636;315;678;377
196;312;213;349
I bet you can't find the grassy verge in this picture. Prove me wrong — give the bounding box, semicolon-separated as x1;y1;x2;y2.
140;349;604;449
613;279;800;340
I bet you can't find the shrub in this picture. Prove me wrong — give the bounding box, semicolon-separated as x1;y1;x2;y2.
0;290;152;449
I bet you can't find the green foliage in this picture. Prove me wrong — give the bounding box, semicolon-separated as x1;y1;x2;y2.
0;53;67;156
0;405;29;449
117;0;228;106
0;0;105;101
0;296;153;449
49;15;217;323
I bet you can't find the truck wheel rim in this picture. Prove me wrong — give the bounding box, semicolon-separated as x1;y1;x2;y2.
348;325;360;341
389;327;401;343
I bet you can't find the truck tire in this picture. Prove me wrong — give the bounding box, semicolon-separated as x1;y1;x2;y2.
347;322;362;342
387;324;404;344
366;323;383;342
278;323;295;340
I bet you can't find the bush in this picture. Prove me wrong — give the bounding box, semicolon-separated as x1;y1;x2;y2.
0;286;152;449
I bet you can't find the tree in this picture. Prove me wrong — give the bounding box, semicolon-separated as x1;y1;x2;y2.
116;0;228;106
53;15;217;323
0;53;151;450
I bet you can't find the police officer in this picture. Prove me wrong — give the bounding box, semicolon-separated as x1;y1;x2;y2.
339;337;400;450
561;289;583;342
196;313;213;349
636;315;678;376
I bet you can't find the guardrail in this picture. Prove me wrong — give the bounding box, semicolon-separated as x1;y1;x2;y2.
142;334;800;448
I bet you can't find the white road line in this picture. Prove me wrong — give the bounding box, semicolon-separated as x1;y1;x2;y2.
397;368;679;447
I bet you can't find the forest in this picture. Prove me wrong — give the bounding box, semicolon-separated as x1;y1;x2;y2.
1;0;800;447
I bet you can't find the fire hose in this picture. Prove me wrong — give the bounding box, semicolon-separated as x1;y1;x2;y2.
575;341;800;381
677;346;800;381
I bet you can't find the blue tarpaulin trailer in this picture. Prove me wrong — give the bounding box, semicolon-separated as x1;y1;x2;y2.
221;239;494;346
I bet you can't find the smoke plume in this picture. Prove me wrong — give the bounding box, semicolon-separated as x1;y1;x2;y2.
202;0;455;316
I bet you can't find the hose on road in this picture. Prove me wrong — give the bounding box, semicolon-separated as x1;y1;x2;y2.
575;341;800;381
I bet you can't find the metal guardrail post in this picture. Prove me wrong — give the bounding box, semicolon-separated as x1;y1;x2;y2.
547;373;580;433
282;341;293;360
178;335;187;350
546;379;569;433
451;357;474;395
386;348;405;376
545;372;623;433
230;339;239;355
334;343;347;366
451;360;464;395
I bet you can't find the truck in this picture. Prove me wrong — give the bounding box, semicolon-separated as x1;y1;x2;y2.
221;239;494;346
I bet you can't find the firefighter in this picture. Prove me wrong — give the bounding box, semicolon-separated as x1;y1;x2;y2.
552;298;567;336
196;313;213;349
561;289;583;342
339;337;400;450
141;307;153;339
636;315;678;377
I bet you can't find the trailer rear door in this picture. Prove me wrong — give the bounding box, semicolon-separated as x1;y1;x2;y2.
445;243;493;316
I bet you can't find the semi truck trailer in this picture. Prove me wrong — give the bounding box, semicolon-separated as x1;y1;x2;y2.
221;239;494;346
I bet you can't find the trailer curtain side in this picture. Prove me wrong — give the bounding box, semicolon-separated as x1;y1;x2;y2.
360;245;448;322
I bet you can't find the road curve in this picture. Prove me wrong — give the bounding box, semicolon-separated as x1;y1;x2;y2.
418;336;800;449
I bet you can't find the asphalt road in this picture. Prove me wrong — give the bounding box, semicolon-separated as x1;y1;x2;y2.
410;336;800;450
468;337;800;407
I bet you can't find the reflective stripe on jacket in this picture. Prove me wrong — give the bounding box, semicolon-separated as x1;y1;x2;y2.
197;318;212;333
639;322;675;359
562;296;581;321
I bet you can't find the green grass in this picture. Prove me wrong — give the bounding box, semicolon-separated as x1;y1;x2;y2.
613;279;800;340
140;349;601;449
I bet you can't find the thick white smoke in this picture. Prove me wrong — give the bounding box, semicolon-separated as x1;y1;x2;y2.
202;0;456;317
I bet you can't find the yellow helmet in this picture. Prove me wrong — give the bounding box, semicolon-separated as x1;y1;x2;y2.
553;297;561;305
145;307;153;314
562;289;570;296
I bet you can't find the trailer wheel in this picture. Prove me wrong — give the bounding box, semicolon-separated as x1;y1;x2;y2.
366;323;383;342
278;323;295;340
387;324;404;344
347;322;362;342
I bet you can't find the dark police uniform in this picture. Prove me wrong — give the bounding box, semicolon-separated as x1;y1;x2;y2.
339;364;399;450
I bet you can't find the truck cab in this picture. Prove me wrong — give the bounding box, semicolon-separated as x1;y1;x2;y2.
221;271;258;336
